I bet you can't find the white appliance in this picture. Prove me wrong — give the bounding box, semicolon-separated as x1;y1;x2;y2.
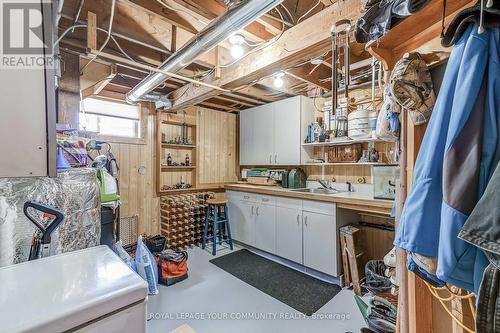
0;246;148;333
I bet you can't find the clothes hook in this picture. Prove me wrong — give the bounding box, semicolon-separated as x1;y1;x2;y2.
478;0;485;34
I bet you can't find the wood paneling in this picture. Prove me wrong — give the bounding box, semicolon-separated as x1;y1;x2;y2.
197;107;238;185
106;109;160;235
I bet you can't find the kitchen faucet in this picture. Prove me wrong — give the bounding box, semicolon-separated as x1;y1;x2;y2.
318;179;333;189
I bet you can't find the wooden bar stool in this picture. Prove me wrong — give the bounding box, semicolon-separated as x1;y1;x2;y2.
202;197;233;255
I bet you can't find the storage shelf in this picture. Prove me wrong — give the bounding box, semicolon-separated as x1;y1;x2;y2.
159;188;197;194
302;138;385;147
161;120;196;127
303;162;391;166
158;185;224;195
366;0;474;69
161;166;196;171
161;143;196;149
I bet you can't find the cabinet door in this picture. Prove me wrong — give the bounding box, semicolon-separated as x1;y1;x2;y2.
227;193;244;240
273;97;301;165
236;200;256;246
303;212;337;276
276;207;303;263
239;109;254;165
252;104;275;165
254;203;276;254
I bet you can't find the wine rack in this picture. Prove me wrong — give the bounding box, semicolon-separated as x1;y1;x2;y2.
160;192;215;250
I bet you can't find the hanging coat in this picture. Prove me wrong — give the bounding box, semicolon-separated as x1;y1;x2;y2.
394;24;500;292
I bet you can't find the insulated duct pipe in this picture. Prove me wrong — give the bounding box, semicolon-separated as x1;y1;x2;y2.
125;0;283;105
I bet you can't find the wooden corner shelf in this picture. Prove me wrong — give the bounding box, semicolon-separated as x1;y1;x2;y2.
161;166;196;171
161;120;196;127
158;185;225;195
157;113;198;194
158;188;197;194
366;0;474;70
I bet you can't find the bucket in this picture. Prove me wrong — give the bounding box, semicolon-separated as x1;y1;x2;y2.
348;109;377;138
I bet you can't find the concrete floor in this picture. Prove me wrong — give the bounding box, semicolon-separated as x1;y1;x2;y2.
146;245;365;333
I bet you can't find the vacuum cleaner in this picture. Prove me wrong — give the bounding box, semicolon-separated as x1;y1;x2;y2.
24;201;65;260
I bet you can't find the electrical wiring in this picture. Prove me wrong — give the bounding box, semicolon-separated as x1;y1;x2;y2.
80;0;117;74
155;0;208;26
296;0;321;24
279;3;295;25
217;5;286;69
55;24;135;62
180;6;288;82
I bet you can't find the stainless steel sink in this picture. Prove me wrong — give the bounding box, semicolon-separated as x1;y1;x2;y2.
290;188;341;195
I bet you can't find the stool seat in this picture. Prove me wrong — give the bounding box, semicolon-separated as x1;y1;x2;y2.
202;199;233;255
206;198;228;205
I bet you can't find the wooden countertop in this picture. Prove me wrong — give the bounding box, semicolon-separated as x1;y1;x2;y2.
224;183;394;215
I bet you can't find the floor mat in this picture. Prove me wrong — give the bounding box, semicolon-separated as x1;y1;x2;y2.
209;249;341;316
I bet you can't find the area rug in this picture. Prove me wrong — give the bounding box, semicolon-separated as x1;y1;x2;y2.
209;249;341;316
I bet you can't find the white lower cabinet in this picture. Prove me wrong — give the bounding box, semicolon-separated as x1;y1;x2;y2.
303;211;337;276
255;203;277;254
276;206;303;263
227;194;256;247
227;191;341;277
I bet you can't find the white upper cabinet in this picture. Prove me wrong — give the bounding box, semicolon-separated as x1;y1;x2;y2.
252;103;275;165
240;96;311;165
273;97;302;165
239;108;254;165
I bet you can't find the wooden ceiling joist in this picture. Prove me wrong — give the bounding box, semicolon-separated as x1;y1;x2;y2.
81;64;117;98
122;0;198;34
200;101;239;113
213;95;256;108
169;0;361;109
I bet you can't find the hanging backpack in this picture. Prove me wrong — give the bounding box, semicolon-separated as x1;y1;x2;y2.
156;250;188;286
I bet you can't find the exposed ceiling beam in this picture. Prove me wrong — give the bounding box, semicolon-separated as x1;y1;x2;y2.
169;0;361;109
287;64;331;90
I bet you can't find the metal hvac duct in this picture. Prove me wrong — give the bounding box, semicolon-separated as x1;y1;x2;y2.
125;0;283;105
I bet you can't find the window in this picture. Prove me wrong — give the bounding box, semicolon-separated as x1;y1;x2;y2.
79;97;141;138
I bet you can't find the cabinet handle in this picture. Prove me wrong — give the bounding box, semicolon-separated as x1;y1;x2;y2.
256;206;259;216
251;206;254;215
262;198;269;202
304;216;308;227
244;195;250;199
269;155;272;163
275;154;277;164
296;214;300;225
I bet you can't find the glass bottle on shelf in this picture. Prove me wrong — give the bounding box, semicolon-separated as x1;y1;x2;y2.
185;154;190;166
312;118;322;143
167;153;172;166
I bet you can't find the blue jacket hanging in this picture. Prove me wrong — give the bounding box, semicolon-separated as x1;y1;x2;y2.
394;24;500;292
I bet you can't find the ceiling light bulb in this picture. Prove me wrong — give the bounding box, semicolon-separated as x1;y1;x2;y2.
229;34;244;45
273;74;284;88
230;44;244;59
